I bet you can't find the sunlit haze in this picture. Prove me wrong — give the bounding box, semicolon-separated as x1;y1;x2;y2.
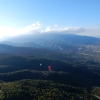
0;0;100;38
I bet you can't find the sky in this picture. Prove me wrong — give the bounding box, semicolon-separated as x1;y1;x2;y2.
0;0;100;38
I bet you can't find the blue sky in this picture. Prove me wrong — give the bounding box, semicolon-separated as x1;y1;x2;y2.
0;0;100;38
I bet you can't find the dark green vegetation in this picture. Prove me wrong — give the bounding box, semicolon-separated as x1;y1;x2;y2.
0;54;99;99
0;79;92;100
0;34;100;99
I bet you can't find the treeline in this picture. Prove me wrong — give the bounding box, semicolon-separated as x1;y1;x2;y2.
0;55;99;99
0;79;98;100
0;55;100;75
0;56;99;87
0;70;96;87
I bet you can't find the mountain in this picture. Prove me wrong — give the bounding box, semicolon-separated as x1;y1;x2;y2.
1;34;100;62
0;33;100;99
4;33;100;45
0;44;73;61
0;41;44;48
4;33;100;43
0;43;99;64
1;34;100;53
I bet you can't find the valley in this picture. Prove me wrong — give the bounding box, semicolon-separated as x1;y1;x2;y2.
0;34;99;99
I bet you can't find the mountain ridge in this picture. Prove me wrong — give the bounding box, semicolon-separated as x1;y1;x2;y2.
1;34;100;53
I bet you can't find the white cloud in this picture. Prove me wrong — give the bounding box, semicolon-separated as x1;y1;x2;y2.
45;26;51;32
42;26;84;33
0;21;100;38
0;21;41;38
0;26;17;38
20;21;41;34
41;26;100;37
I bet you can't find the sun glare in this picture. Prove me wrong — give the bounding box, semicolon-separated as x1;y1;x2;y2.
0;26;18;38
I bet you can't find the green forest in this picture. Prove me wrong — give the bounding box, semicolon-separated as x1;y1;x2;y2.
0;54;99;99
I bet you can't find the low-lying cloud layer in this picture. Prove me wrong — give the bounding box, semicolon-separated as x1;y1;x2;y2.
0;21;100;38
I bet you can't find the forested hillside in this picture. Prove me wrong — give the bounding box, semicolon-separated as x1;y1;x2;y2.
0;34;100;99
0;54;99;99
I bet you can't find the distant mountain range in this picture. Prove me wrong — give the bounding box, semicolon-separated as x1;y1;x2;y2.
1;34;100;53
0;44;83;62
3;33;100;44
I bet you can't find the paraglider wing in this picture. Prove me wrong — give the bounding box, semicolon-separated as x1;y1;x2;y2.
48;66;52;71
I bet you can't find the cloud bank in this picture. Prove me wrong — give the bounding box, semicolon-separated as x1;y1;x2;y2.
0;21;100;38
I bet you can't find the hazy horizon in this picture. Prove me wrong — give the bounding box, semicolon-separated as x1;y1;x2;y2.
0;0;100;39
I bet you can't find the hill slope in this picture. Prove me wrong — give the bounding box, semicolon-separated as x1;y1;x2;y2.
0;55;99;99
2;34;100;53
